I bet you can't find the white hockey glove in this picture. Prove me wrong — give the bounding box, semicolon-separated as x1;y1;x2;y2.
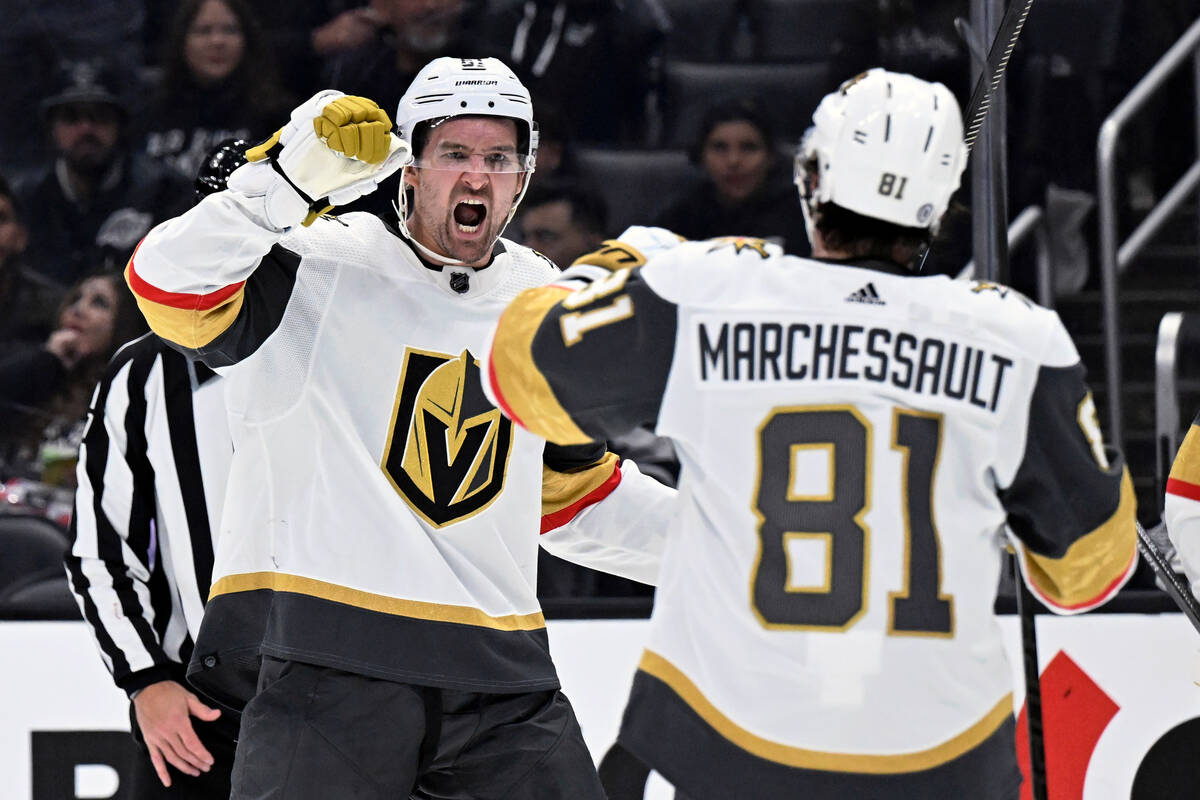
227;91;411;230
555;226;686;288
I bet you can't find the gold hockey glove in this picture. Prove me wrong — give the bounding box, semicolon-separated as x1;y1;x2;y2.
229;91;411;230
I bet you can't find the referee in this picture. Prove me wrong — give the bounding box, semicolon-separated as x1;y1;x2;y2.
67;333;234;796
65;140;244;798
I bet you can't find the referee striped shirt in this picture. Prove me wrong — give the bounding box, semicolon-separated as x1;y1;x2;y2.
66;333;231;697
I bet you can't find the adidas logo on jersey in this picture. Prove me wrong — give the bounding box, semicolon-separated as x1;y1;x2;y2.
846;282;885;305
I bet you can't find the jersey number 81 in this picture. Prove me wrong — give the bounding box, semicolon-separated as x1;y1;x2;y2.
751;405;954;636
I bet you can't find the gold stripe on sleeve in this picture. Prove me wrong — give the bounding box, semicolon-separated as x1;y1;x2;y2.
132;289;245;350
1169;423;1200;486
210;572;546;631
542;451;620;517
490;286;591;445
1022;467;1137;609
638;650;1012;773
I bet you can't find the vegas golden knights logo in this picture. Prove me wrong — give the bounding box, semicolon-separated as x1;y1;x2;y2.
382;347;513;527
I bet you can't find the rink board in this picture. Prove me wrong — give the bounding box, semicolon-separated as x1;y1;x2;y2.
3;614;1199;799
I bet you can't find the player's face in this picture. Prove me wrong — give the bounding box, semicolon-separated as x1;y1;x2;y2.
406;117;525;267
701;120;771;205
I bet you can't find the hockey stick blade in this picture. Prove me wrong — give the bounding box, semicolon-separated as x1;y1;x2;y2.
1136;521;1200;636
962;0;1036;152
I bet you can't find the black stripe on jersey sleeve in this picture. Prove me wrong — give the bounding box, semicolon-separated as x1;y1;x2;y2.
161;353;216;604
170;243;303;369
530;267;678;441
999;362;1126;556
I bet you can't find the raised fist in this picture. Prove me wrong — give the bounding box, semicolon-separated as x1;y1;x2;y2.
228;91;411;230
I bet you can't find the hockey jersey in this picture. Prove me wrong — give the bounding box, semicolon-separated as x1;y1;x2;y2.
126;196;673;707
486;230;1137;794
1164;411;1200;594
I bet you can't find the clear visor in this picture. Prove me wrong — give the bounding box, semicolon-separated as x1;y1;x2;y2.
410;144;533;174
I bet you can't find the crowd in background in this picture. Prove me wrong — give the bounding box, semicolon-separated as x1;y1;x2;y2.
0;0;1195;601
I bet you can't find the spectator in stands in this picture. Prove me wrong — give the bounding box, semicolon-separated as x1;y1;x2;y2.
0;177;62;346
19;59;192;287
140;0;291;180
323;0;480;115
654;98;810;256
528;101;581;184
0;272;146;485
516;179;607;267
146;1;373;100
476;0;664;144
0;1;146;181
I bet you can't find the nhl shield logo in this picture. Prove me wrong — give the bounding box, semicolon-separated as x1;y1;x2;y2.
381;347;514;527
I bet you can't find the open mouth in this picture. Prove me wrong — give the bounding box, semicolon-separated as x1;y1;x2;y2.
453;199;487;233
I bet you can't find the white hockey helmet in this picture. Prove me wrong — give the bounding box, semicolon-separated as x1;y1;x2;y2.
393;57;539;262
795;68;967;234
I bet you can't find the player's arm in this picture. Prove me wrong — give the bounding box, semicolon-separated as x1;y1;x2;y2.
484;243;682;583
485;260;679;445
538;442;674;586
126;91;408;368
999;321;1137;614
1164;411;1200;595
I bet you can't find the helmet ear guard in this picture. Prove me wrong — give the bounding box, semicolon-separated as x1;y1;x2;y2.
794;68;968;237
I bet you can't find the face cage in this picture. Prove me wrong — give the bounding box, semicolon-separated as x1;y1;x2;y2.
407;153;537;175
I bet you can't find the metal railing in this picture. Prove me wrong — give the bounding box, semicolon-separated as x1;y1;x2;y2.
1156;312;1186;510
1097;17;1200;448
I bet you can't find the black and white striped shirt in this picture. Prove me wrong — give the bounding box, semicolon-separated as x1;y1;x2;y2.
66;333;231;697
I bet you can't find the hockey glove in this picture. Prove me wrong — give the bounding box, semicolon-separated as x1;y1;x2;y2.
228;91;411;230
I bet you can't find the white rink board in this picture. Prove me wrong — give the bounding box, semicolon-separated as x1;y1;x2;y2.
3;615;1199;799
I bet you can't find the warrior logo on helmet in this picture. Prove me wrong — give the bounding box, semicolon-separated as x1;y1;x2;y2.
382;347;514;527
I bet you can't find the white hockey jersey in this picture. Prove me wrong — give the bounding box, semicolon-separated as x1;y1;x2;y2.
486;231;1136;796
126;197;673;706
1164;411;1200;595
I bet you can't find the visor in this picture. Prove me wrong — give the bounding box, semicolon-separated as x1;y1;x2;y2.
410;146;534;174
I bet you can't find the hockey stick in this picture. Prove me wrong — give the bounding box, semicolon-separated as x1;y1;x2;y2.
1136;520;1200;635
958;1;1044;796
962;0;1037;153
1013;562;1048;800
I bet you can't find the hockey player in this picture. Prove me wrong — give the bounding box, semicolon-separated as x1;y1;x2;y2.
125;57;673;798
484;69;1137;799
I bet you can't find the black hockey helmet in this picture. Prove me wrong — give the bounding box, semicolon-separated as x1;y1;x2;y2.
194;138;249;203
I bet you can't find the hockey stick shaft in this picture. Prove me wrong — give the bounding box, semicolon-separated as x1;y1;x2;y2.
1013;561;1049;800
1136;522;1200;635
963;0;1036;152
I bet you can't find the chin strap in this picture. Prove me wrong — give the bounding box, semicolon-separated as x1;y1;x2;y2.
393;174;470;266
